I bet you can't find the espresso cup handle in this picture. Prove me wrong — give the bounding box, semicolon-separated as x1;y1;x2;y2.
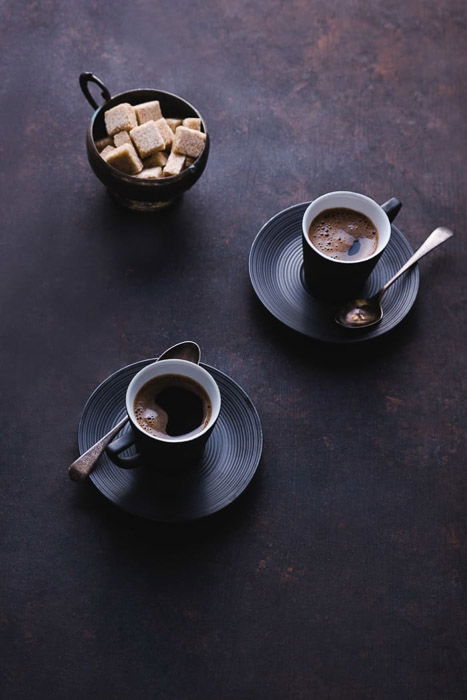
106;428;143;469
381;197;402;223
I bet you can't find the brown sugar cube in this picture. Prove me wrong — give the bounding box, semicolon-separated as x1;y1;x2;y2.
130;121;165;159
172;126;206;159
135;166;162;179
100;145;115;159
162;150;185;177
103;143;143;175
154;118;173;148
135;100;162;125
95;136;113;152
113;131;131;147
183;118;201;131
104;103;137;136
166;119;182;133
144;151;168;168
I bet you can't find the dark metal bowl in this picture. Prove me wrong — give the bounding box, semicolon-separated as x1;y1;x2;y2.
80;73;210;210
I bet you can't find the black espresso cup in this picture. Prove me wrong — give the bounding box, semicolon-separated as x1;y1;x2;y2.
301;192;402;301
106;359;221;471
79;72;210;211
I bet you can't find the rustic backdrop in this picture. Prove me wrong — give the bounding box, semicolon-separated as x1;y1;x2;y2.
1;1;465;698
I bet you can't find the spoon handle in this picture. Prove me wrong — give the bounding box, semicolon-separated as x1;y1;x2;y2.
381;226;453;295
68;415;128;481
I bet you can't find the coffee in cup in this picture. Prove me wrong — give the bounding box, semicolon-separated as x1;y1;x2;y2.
133;374;212;439
106;358;221;471
301;191;393;301
307;208;379;262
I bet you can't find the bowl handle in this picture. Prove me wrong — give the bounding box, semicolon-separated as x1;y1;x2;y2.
79;72;111;110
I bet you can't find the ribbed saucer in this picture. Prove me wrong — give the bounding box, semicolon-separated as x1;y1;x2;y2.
78;360;262;522
249;202;419;343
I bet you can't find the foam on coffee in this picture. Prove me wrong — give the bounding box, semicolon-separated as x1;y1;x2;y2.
308;207;378;261
133;374;211;439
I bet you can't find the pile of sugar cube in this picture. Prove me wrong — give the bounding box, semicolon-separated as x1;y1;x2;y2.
95;100;206;179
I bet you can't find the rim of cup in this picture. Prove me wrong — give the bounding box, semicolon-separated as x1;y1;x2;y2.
302;191;391;265
125;359;221;443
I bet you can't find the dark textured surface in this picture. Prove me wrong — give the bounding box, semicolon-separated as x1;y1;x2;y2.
1;1;466;699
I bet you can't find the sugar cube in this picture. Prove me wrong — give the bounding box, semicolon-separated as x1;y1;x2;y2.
154;118;173;148
172;126;206;159
113;131;131;147
104;103;137;136
163;150;185;177
144;151;168;168
166;119;182;133
103;143;143;174
100;145;116;159
183;118;201;131
135;100;162;125
136;167;162;179
95;136;114;152
130;121;165;159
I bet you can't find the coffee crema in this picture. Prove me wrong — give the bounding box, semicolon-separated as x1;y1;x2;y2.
133;374;212;439
307;207;378;261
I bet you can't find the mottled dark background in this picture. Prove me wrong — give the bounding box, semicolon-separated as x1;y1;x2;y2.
1;0;466;698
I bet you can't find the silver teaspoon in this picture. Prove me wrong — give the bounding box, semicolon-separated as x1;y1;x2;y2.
68;341;201;481
335;227;453;329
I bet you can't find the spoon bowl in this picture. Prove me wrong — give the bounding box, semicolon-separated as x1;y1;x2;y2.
157;340;201;364
336;226;453;329
336;293;385;329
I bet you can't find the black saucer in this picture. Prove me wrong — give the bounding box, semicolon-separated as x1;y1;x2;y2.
77;360;263;522
249;202;419;343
